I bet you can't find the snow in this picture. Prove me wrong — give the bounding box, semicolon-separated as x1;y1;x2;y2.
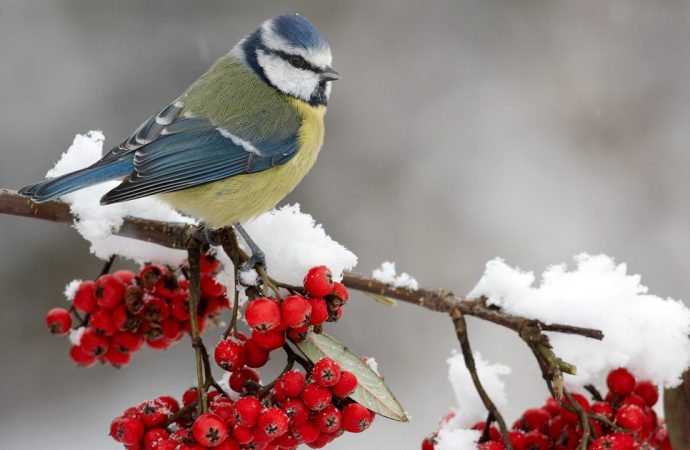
47;131;195;265
68;326;86;345
63;279;81;302
445;351;511;429
46;132;358;283
372;261;418;290
435;428;481;450
362;356;380;375
468;253;690;387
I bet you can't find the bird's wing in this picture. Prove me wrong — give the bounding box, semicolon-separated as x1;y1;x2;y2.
99;113;300;205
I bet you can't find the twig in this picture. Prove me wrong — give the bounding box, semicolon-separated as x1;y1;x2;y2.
450;307;513;450
584;384;603;402
187;244;207;415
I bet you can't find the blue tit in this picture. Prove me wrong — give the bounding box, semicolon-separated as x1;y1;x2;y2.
19;13;339;266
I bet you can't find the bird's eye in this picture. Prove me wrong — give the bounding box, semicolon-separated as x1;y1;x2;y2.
289;55;305;68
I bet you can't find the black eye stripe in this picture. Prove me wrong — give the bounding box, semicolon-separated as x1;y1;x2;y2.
274;50;322;74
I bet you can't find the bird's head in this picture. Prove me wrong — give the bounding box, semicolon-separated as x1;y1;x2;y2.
233;14;339;106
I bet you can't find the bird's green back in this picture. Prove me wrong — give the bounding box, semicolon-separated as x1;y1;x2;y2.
180;56;301;142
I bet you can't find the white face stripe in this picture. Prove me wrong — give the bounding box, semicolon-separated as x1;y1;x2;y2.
260;22;332;69
257;50;321;102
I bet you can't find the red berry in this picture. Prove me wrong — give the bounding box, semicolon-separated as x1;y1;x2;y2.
615;404;645;432
607;368;636;396
331;281;348;302
161;319;183;341
113;270;135;285
633;380;659;407
315;405;342;433
543;397;561;417
182;388;199;406
192;413;228;447
257;407;290;438
331;370;358;398
213;439;240;450
621;393;646;409
80;328;110;356
70;344;97;367
513;408;550;434
157;395;179;415
287;324;310;343
590;401;613;419
291;421;320;444
143;297;170;322
312;358;342;387
341;403;373;433
230;367;260;392
522;431;550;450
279;370;306;397
472;422;500;441
589;433;635;450
303;266;333;298
138;264;165;288
200;252;221;274
309;298;329;325
422;433;437;450
45;307;72;335
232;426;254;445
200;273;225;297
550;423;580;450
137;399;169;428
154;271;179;297
233;396;263;427
89;308;117;337
245;298;281;332
275;431;301;448
280;295;312;328
508;431;526;450
214;337;246;372
251;329;285;351
282;397;309;425
73;280;97;313
95;274;126;309
114;416;146;445
244;338;270;368
143;427;169;449
302;383;332;411
103;347;131;367
210;397;236;426
170;294;190;321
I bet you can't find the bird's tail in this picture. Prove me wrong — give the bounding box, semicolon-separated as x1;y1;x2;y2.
19;158;132;203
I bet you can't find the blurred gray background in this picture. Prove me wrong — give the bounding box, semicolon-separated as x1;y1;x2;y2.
2;0;690;448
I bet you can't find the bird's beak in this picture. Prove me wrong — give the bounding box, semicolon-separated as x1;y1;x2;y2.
320;67;340;81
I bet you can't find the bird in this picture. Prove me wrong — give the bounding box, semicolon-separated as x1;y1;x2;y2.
19;13;339;269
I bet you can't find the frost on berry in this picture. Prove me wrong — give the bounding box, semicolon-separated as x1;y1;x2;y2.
312;357;342;387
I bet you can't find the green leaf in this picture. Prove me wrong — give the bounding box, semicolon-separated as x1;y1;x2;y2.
296;332;409;422
664;369;690;450
363;292;398;307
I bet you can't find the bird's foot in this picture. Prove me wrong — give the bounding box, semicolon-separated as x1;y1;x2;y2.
242;248;267;273
204;226;222;246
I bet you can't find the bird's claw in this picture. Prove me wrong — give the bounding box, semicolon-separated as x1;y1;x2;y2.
241;249;267;273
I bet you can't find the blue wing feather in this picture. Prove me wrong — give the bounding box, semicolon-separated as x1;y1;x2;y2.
100;118;299;204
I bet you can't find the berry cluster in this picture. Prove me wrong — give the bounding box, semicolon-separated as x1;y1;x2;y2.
422;368;671;450
218;265;347;365
45;252;229;368
109;357;373;449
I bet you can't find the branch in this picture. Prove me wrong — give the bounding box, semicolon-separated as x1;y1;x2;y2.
0;189;602;341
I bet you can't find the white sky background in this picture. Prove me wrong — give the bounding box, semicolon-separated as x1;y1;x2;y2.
2;1;690;449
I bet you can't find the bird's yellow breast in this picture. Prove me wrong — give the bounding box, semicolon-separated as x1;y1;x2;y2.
159;99;325;227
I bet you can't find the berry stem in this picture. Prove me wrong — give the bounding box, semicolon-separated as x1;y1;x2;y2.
99;255;116;277
450;307;513;450
187;244;208;415
258;344;296;399
584;384;604;401
563;388;590;450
